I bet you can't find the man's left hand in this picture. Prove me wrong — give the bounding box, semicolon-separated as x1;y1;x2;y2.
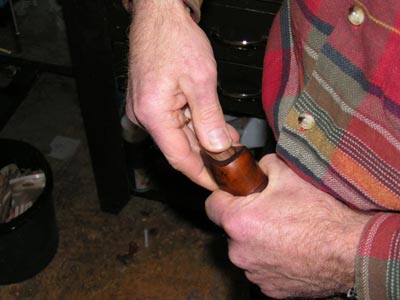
205;154;371;298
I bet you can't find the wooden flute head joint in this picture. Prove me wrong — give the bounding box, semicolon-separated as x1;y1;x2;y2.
201;145;268;196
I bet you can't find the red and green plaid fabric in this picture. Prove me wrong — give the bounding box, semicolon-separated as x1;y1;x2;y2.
263;1;400;298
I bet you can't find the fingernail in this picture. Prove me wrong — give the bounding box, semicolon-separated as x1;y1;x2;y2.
208;128;231;151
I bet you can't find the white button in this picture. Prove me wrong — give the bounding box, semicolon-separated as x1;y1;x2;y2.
348;6;365;26
298;112;315;131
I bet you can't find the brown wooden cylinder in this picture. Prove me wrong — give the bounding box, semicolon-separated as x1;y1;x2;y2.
201;146;268;196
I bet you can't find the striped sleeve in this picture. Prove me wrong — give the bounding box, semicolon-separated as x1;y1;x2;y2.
356;213;400;300
182;0;203;23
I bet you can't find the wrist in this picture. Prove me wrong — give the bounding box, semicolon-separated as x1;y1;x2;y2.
331;211;371;291
304;208;371;295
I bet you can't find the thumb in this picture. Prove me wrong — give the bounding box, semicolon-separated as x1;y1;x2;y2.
185;87;232;152
205;188;259;228
205;190;237;227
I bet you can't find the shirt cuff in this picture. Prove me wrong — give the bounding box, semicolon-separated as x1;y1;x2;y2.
355;212;400;300
182;0;203;23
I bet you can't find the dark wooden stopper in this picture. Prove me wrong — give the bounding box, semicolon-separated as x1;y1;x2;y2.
201;146;268;196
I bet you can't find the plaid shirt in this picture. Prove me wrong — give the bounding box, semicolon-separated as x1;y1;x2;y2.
186;0;400;298
263;1;400;299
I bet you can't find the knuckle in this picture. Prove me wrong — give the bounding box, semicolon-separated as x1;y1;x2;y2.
191;59;217;83
132;95;159;125
227;244;248;269
221;210;250;241
197;105;222;124
133;102;150;120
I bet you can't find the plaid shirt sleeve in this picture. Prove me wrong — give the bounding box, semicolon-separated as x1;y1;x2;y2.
356;213;400;299
262;1;400;299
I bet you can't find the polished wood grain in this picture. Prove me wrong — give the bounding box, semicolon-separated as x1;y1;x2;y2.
202;146;268;196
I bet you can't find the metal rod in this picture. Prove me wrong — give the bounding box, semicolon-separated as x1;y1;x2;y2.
8;0;20;36
8;0;22;52
0;48;12;55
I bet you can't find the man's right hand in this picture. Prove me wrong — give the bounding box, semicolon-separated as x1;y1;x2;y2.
126;0;239;190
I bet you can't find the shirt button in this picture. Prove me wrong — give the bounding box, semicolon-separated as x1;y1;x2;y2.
298;112;315;131
348;6;365;26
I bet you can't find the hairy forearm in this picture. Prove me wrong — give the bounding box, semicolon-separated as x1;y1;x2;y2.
128;0;194;72
260;203;371;297
126;0;203;22
131;0;191;20
132;0;187;24
311;210;370;294
132;0;184;12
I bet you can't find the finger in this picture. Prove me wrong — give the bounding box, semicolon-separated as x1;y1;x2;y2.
226;123;241;144
184;105;241;146
149;116;217;190
122;0;133;12
205;189;237;226
125;76;143;127
125;78;136;121
180;72;233;152
258;153;286;178
245;271;290;300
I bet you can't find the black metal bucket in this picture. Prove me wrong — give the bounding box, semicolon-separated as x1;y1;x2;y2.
0;138;58;284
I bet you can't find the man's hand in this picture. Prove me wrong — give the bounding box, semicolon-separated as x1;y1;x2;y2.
205;154;371;298
126;0;238;190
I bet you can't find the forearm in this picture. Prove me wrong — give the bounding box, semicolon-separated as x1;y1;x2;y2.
271;202;371;296
131;0;190;21
128;0;196;82
127;0;203;23
315;210;370;294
